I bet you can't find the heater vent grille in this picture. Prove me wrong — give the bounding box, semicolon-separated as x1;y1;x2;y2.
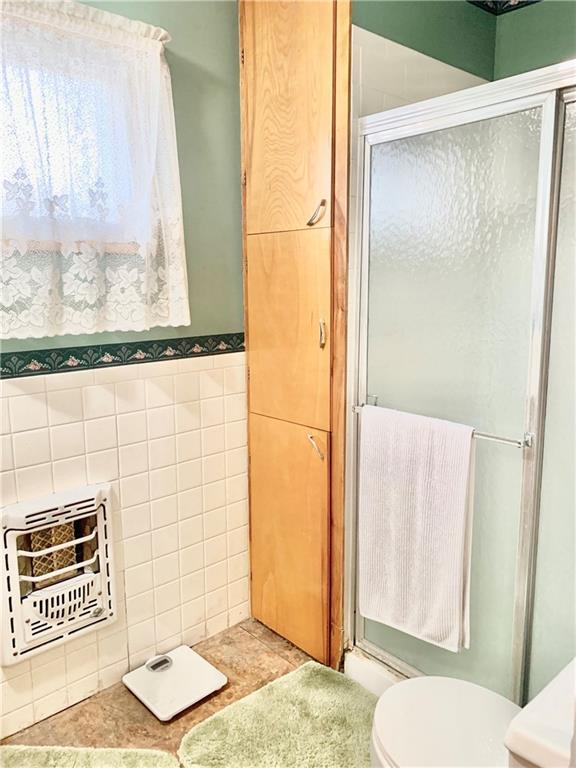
1;484;116;665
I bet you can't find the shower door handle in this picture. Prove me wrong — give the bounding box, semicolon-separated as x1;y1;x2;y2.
319;319;327;349
307;434;325;461
306;199;327;226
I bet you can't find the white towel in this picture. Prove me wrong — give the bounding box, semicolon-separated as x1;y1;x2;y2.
358;406;475;652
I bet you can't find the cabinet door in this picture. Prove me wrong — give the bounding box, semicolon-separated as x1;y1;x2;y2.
250;414;329;661
247;229;331;430
241;1;333;234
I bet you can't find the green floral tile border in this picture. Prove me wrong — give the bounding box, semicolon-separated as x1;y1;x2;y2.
0;333;245;379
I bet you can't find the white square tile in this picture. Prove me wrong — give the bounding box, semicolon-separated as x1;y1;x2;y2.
121;502;151;539
147;405;175;439
226;474;247;504
47;389;83;427
85;416;117;453
206;612;228;637
98;660;129;689
176;431;201;463
0;435;14;472
201;398;224;428
179;543;204;576
181;571;204;603
151;495;178;529
179;517;203;549
154;580;181;614
228;578;249;608
67;674;98;707
178;488;203;520
0;398;11;435
203;481;226;513
120;472;149;508
175;402;200;433
9;394;48;432
128;619;155;654
52;456;87;491
15;463;53;500
0;704;34;740
12;428;51;468
119;442;149;477
153;552;180;586
224;367;246;395
124;532;152;569
98;630;128;668
214;352;244;369
228;526;249;557
225;420;247;450
204;507;226;538
228;552;249;582
151;523;178;559
177;356;213;373
155;607;181;643
65;644;98;684
228;602;250;626
181;597;205;630
227;500;249;530
94;365;137;384
0;470;17;505
206;561;227;592
202;453;226;485
150;465;177;500
199;370;224;399
226;448;247;477
138;361;180;378
204;535;226;566
149;436;176;470
126;590;154;626
33;689;68;722
115;381;145;414
31;657;66;700
124;562;154;597
44;371;93;391
206;587;227;618
224;394;246;422
83;385;116;421
50;422;85;461
1;673;33;714
174;373;199;403
201;426;225;456
0;376;45;396
177;459;201;492
182;623;206;647
87;449;118;483
117;411;147;445
145;377;173;409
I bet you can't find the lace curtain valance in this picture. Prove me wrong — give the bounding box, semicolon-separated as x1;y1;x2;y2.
1;0;190;339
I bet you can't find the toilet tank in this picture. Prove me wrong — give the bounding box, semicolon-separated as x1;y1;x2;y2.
505;660;575;768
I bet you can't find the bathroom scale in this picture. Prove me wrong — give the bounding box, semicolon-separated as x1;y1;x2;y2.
122;645;227;721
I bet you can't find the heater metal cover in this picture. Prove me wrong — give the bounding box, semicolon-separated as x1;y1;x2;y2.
1;484;116;665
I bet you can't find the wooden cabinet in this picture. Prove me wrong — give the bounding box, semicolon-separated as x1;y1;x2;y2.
249;413;330;661
241;1;334;234
246;229;331;430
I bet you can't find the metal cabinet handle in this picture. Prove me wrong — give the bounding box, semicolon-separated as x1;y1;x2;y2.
307;433;325;461
319;319;327;349
306;199;327;226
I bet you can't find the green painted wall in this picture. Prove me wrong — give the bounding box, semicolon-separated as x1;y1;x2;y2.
494;1;576;78
3;0;243;354
352;1;496;80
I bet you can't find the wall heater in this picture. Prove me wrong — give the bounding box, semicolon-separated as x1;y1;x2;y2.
1;484;116;666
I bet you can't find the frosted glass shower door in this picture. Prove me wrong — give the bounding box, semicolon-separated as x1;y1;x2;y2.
360;106;545;699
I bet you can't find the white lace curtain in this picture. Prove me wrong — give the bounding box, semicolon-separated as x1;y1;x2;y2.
1;0;191;339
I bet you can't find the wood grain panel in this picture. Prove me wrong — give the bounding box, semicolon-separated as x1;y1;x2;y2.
250;413;330;662
242;1;334;234
246;229;331;431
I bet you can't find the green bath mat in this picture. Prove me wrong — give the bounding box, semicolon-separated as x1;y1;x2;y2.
178;661;377;768
0;745;180;767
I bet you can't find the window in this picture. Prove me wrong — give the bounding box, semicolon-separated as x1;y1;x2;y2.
1;1;190;339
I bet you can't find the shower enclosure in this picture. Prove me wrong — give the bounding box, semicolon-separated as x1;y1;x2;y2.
346;61;575;704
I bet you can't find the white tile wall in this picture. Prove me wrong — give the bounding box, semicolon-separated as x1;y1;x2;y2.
0;352;249;739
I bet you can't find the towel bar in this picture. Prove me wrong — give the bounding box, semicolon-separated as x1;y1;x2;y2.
351;405;534;449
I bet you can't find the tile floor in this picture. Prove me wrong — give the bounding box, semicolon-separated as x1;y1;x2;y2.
1;620;310;755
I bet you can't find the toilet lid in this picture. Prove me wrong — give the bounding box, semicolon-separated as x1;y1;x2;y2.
372;676;521;767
